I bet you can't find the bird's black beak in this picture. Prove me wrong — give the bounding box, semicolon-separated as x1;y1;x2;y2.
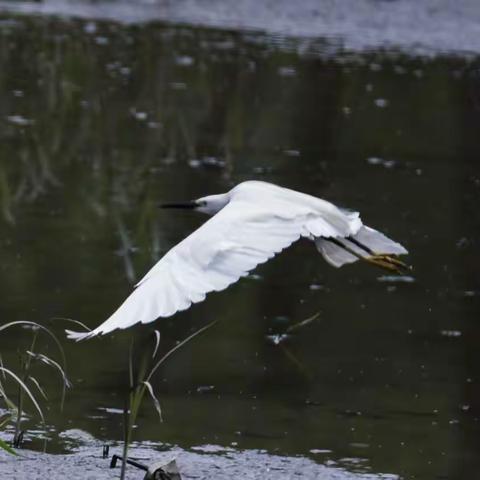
159;201;198;209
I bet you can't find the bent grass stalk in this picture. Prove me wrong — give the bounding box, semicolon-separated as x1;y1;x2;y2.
0;372;19;455
120;320;218;480
0;321;70;450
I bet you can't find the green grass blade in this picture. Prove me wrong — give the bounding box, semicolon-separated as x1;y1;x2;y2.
142;381;162;422
26;351;71;410
0;438;17;456
27;376;49;401
0;367;45;423
0;321;67;375
146;319;219;382
152;330;161;359
26;352;71;389
51;318;91;332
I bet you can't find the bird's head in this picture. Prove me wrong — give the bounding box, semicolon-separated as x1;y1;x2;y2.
160;192;230;216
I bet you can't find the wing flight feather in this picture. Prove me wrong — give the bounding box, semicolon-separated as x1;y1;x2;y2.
66;190;361;340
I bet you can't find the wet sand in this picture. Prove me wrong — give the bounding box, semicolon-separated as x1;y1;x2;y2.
0;442;399;479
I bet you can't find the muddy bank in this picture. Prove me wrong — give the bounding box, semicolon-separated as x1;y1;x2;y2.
0;0;480;56
0;441;399;480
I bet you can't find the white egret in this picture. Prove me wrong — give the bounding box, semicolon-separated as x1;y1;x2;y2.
66;181;408;341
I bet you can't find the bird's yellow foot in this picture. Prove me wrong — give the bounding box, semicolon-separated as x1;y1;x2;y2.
365;254;412;274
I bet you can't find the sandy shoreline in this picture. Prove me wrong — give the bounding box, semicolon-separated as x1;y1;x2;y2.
0;441;399;479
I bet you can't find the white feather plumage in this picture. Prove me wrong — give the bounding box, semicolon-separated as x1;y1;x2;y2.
66;181;407;340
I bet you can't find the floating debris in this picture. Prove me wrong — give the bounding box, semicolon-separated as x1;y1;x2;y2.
252;166;274;174
367;157;396;168
6;115;34;126
265;333;290;345
349;442;370;449
456;237;470;249
175;55;194;66
97;407;124;415
374;98;389;108
286;312;320;334
278;66;296;77
95;36;109;46
188;159;201;168
377;275;415;283
130;109;148;121
83;22;97;34
201;156;225;168
188;157;225;169
196;385;215;394
440;330;462;338
283;149;301;157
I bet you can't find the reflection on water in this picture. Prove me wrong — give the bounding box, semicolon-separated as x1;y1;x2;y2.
0;13;480;480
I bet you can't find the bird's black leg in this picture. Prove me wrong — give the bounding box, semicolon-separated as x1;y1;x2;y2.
325;237;411;274
345;236;374;255
325;237;365;261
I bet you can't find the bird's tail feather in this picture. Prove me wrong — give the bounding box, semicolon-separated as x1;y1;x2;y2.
65;329;94;342
315;225;408;268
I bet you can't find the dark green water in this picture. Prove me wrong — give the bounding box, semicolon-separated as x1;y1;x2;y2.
0;13;480;480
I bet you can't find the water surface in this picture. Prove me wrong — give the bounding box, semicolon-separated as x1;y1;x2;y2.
0;10;479;480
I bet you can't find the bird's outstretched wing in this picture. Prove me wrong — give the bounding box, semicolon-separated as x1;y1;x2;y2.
66;194;361;340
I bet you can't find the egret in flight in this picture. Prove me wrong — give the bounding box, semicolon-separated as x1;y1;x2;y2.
66;181;409;341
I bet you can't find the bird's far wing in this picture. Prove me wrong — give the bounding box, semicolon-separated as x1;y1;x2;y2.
66;199;314;340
